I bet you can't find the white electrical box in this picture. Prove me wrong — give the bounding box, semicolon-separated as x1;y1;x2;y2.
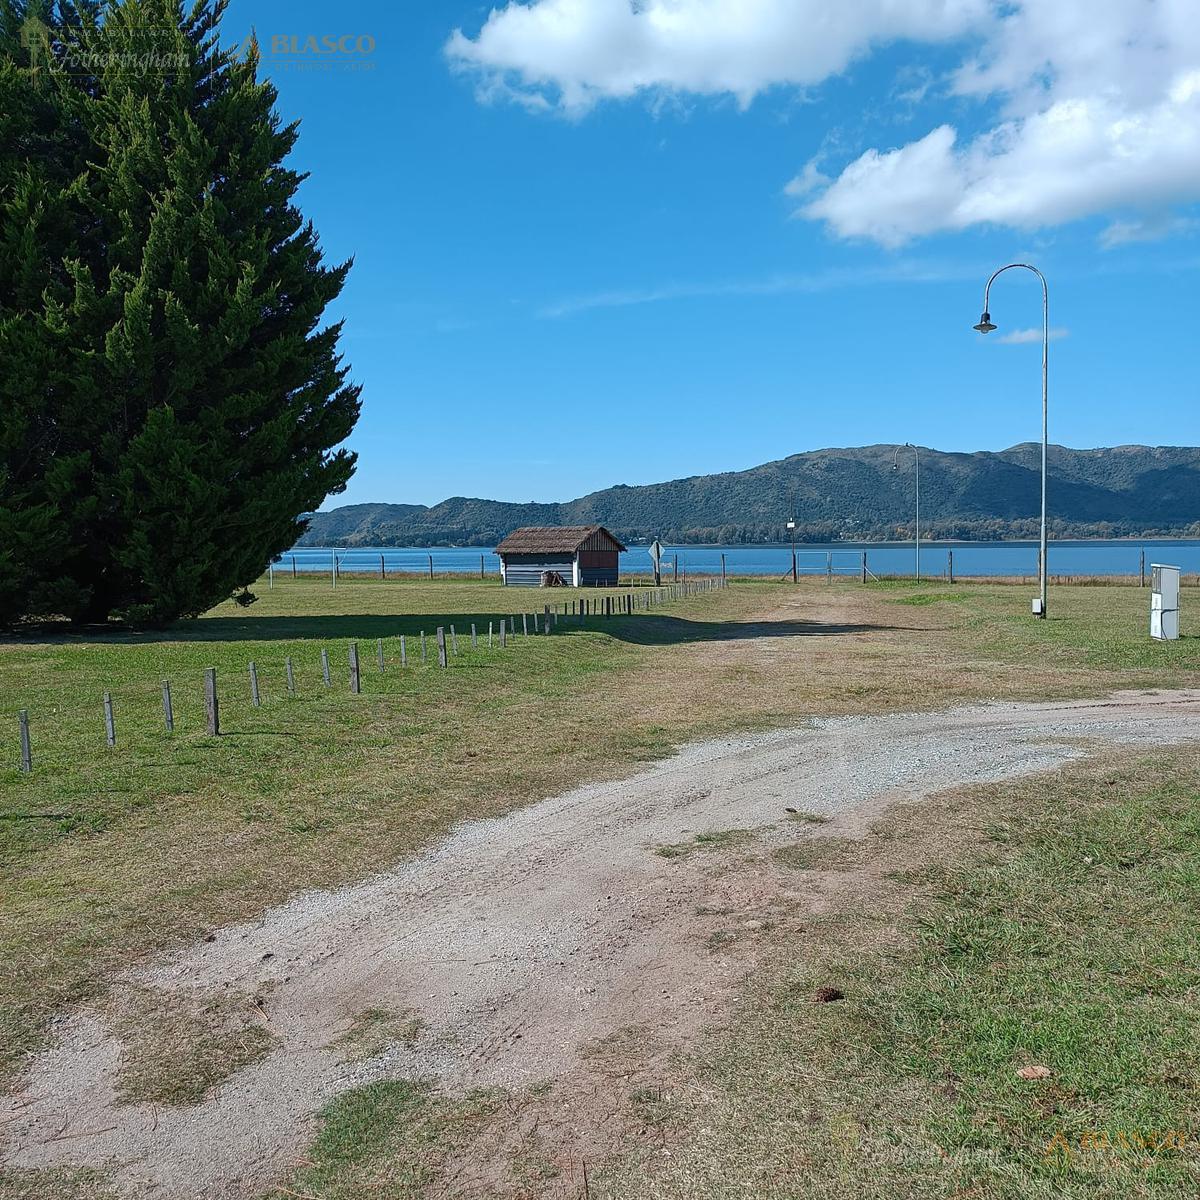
1151;564;1180;641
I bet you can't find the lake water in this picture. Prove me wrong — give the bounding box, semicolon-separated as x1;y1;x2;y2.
278;540;1200;579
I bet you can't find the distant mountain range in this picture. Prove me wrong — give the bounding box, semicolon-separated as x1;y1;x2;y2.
299;444;1200;547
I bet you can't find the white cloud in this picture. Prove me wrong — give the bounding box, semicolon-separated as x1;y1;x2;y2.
782;158;830;199
994;326;1068;345
1099;214;1198;249
799;2;1200;244
446;1;1200;246
799;125;964;247
445;0;987;114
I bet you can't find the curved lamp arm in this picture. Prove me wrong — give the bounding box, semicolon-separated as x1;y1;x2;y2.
975;262;1048;336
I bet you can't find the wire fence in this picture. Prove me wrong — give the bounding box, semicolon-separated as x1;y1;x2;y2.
6;579;726;776
276;542;1200;581
270;551;704;585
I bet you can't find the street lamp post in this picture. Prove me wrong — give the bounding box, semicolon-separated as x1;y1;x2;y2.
973;264;1049;619
892;443;920;581
787;519;797;583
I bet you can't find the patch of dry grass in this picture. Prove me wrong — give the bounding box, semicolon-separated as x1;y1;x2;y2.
654;828;756;859
772;836;872;872
112;985;273;1107
331;1007;424;1063
0;1168;117;1200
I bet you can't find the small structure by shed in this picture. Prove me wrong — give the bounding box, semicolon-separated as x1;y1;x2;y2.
495;525;626;587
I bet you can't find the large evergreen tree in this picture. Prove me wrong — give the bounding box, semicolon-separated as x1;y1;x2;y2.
0;0;360;625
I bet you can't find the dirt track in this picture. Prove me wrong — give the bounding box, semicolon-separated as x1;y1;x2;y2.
5;688;1200;1197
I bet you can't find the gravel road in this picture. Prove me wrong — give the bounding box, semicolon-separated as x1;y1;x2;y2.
5;689;1200;1198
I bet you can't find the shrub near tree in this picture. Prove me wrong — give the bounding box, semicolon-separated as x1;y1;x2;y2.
0;0;361;625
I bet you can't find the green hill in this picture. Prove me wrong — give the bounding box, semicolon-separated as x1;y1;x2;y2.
299;444;1200;547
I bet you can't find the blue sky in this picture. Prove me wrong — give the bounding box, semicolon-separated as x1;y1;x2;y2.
223;1;1199;508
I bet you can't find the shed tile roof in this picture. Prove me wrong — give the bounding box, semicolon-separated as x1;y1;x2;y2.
495;525;626;554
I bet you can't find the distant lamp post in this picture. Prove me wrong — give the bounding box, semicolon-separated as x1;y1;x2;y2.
974;263;1049;619
892;443;920;581
787;519;797;583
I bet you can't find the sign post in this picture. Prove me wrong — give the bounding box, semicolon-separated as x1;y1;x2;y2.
649;539;664;588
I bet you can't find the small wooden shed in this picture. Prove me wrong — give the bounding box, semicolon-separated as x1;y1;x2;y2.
495;525;626;587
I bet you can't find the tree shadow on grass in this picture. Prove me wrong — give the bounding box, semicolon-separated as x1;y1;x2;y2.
42;611;917;647
584;615;913;645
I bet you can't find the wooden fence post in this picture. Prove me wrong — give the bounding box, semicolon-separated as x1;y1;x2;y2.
948;549;955;584
249;662;261;707
321;648;331;686
522;614;529;636
286;657;296;694
205;668;220;735
437;627;448;668
480;554;485;580
162;680;174;732
428;554;434;579
1139;549;1146;587
291;555;297;578
450;625;458;655
488;621;493;648
400;635;407;666
861;552;867;584
102;691;116;744
471;623;478;648
380;554;386;580
721;553;726;582
500;619;506;647
421;631;427;663
543;604;551;633
377;638;386;671
349;643;361;694
18;709;31;772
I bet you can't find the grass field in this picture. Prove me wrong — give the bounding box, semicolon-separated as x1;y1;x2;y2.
2;575;1198;1198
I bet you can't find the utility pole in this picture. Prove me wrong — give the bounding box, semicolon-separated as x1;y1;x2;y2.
892;444;920;582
